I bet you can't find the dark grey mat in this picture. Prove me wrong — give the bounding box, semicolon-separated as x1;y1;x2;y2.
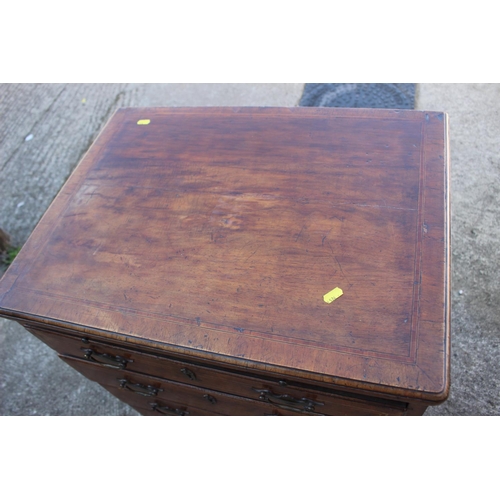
299;83;415;109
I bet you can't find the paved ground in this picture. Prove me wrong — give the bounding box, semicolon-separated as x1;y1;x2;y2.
1;83;498;415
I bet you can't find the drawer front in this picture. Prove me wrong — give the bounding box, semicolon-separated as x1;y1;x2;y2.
28;325;406;415
103;384;298;417
102;384;223;416
61;355;311;416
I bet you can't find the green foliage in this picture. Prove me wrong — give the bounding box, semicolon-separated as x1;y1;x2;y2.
2;246;21;265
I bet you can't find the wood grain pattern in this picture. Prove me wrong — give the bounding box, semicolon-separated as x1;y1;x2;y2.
0;84;303;247
0;107;450;406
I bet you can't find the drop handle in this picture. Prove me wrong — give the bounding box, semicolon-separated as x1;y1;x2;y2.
181;368;197;381
81;348;131;369
119;379;162;397
150;403;189;416
203;394;217;404
252;388;323;413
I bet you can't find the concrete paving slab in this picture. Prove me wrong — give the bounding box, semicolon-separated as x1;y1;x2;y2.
415;84;500;415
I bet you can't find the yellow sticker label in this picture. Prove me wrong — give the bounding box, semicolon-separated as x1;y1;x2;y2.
323;287;343;303
137;119;150;125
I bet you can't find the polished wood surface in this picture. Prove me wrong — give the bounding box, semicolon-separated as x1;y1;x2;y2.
0;107;450;409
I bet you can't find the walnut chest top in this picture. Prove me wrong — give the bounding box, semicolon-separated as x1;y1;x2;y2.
0;107;450;405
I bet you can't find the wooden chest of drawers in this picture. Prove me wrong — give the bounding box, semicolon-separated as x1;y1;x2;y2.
0;107;450;415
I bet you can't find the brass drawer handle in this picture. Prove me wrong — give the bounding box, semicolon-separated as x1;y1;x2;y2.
252;388;323;413
81;348;132;370
180;368;197;381
119;379;162;397
150;403;189;416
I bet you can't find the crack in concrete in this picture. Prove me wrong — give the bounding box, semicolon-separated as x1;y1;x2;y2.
63;89;127;184
84;90;126;158
0;86;66;174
